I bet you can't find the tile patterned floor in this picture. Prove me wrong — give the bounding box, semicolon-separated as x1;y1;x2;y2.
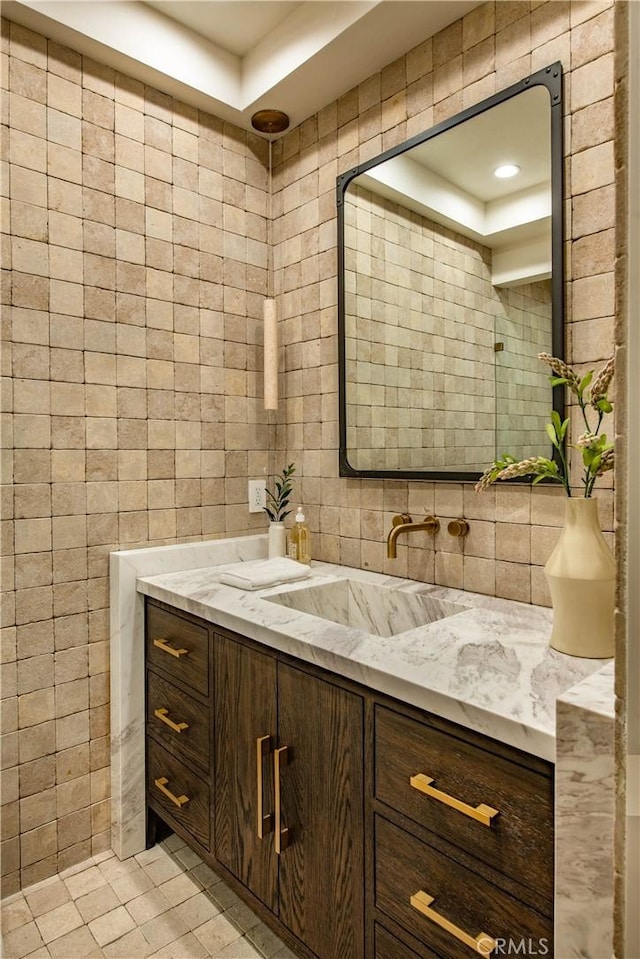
1;835;294;959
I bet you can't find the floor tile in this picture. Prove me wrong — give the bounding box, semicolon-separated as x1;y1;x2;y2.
173;890;220;930
189;862;221;889
109;864;153;904
2;836;287;959
2;920;45;959
172;846;203;870
1;896;33;933
139;908;189;951
152;930;209;958
25;880;70;919
64;867;107;901
207;882;243;913
161;834;186;854
224;900;263;933
214;938;263;958
102;928;153;959
47;925;103;959
140;855;184;886
125;887;171;925
75;885;120;923
247;923;292;958
87;906;136;947
193;913;244;953
158;871;202;907
34;902;83;945
97;857;140;884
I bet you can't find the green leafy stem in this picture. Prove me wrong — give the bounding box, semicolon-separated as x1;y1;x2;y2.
264;463;296;522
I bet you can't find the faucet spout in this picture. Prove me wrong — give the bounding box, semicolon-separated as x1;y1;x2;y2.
386;514;440;559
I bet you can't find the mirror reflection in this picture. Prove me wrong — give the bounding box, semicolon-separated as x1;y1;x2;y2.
339;69;563;479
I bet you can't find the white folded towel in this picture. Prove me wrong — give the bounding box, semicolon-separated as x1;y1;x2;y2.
219;558;311;591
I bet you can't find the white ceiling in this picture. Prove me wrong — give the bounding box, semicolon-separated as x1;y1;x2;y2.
3;0;481;134
145;1;305;58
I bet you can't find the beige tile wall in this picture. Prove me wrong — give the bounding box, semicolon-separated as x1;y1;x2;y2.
496;279;553;455
0;20;273;895
0;0;619;898
272;0;616;597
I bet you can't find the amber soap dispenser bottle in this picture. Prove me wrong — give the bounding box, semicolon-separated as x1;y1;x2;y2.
288;506;311;564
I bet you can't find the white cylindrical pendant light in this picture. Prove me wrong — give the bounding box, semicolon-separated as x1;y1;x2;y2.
254;117;288;414
263;297;278;410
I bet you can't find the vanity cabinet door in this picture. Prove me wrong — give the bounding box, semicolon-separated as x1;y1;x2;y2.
277;663;365;959
214;633;278;913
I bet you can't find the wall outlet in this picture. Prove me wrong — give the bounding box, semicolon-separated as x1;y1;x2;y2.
248;479;267;513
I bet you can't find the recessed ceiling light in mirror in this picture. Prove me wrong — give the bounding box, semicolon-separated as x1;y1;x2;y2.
494;163;521;178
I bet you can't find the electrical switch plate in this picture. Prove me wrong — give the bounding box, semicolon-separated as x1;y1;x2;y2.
248;479;267;513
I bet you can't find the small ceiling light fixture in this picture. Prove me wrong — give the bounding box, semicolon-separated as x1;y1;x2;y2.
494;163;521;179
251;109;290;135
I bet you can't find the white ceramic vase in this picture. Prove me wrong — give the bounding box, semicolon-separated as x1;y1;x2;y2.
268;522;287;559
544;497;615;659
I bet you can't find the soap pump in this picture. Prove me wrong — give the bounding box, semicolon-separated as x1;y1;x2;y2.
288;506;311;565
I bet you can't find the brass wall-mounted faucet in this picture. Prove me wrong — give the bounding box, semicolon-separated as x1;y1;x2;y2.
386;513;440;558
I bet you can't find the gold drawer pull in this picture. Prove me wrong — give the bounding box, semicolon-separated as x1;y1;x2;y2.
274;745;290;854
410;773;499;827
154;707;189;734
256;735;274;839
153;637;189;658
410;890;496;956
154;776;190;808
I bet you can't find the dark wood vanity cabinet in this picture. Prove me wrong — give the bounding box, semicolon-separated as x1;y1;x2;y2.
145;599;365;959
144;597;554;959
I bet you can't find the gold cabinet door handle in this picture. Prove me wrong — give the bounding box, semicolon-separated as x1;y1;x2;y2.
153;637;189;658
256;735;274;839
409;773;499;827
274;745;290;854
154;707;189;734
410;891;496;956
154;776;190;808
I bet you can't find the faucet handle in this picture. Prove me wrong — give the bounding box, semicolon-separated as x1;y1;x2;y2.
423;515;440;532
392;513;412;527
448;518;469;537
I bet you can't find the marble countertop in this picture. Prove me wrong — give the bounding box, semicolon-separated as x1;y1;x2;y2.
137;560;610;762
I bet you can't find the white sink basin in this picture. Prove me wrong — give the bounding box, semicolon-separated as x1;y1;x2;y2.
264;578;469;638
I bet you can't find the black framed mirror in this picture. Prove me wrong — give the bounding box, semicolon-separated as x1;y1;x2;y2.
337;63;564;481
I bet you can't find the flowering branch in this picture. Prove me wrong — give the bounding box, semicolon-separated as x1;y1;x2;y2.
475;354;615;498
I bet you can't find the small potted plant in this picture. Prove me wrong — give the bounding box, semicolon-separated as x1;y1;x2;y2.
264;463;296;558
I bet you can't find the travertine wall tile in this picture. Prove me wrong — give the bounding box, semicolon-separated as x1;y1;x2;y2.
2;19;270;891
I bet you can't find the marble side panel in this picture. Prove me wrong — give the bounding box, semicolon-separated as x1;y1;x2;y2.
109;536;266;860
555;662;615;958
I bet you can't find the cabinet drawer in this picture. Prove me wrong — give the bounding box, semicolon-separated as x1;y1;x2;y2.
375;816;552;959
375;923;440;959
147;738;210;850
146;603;209;697
147;670;210;772
374;706;553;902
